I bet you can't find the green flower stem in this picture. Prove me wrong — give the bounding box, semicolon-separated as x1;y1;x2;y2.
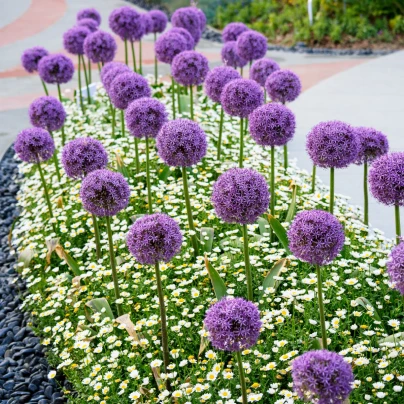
364;162;369;226
80;55;91;104
181;167;199;259
190;85;194;120
97;62;102;75
88;57;92;83
395;204;401;245
56;84;66;145
329;167;335;215
124;39;128;66
270;146;275;216
177;82;181;115
48;131;61;182
41;79;49;96
109;100;116;138
242;224;253;301
139;40;143;74
134;137;140;174
105;216;123;317
311;165;316;193
171;77;176;119
316;265;328;349
121;109;125;136
154;33;158;84
130;41;137;73
283;144;288;170
37;161;56;233
239;117;244;168
145;136;153;213
235;351;248;404
217;105;224;160
264;89;267;103
77;55;84;113
92;214;101;260
240;67;243;77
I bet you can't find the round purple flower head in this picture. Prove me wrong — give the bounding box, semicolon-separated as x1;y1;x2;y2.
102;64;131;93
29;96;66;132
157;119;207;167
14;128;55;163
63;26;91;55
171;50;209;86
125;98;168;139
155;31;187;64
222;22;249;42
236;30;267;62
127;213;182;265
249;103;295;147
100;61;128;82
109;7;144;41
306;121;359;169
221;78;264;118
387;242;404;295
38;54;74;84
211;168;270;224
354;127;389;165
288;210;344;266
21;47;49;73
62;138;108;179
80;169;130;217
194;7;207;32
171;7;202;44
77;18;98;33
170;28;195;51
204;297;261;352
265;69;301;104
369;152;404;206
250;58;280;87
141;13;153;35
84;31;117;63
109;72;151;110
292;350;354;404
204;66;240;103
148;10;168;33
77;8;101;26
221;41;247;69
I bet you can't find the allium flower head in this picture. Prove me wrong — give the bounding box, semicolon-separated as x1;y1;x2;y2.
148;10;168;33
170;27;195;51
222;22;249;42
250;58;280;87
100;61;128;82
102;64;131;93
156;119;207;167
109;72;151;110
84;31;117;63
211;168;270;224
125;97;168;139
14;128;55;163
171;50;209;86
171;7;202;44
155;31;188;64
221;78;264;118
141;13;153;35
204;297;261;352
38;54;74;84
63;26;91;55
249;103;295;147
221;41;247;69
204;66;240;103
21;47;48;73
109;7;144;41
369;152;404;206
387;242;404;295
77;8;101;26
127;213;183;265
77;18;98;33
236;30;267;62
354;127;389;165
29;96;66;132
306;121;359;169
80;169;130;217
292;350;354;404
195;7;207;32
265;69;301;104
288;210;345;266
62;138;108;179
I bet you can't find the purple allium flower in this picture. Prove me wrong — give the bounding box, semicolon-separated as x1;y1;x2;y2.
354;127;389;165
63;26;91;55
221;78;264;118
125;97;168;139
195;7;207;33
222;22;249;42
249;103;295;147
170;27;195;51
250;58;280;87
171;50;209;87
236;30;267;62
100;61;128;82
14;128;55;163
62;138;108;179
38;54;74;84
148;10;168;34
204;297;261;352
29;96;66;132
102;64;131;93
84;31;117;64
221;41;247;69
77;18;98;33
127;213;182;265
141;13;153;35
204;66;240;103
80;169;130;217
387;242;404;295
292;350;354;404
171;7;202;44
21;47;49;73
306;121;359;169
109;7;144;41
369;152;404;206
109;72;151;110
155;31;188;64
211;168;270;224
156;119;207;167
288;210;345;266
77;8;101;26
265;69;301;104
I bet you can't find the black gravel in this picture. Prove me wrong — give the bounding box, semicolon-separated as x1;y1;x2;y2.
0;147;68;403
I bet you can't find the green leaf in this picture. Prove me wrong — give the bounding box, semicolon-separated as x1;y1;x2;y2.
55;245;82;276
200;227;214;253
85;298;114;321
115;153;131;178
378;332;404;346
219;236;242;250
257;217;270;236
308;337;323;350
259;258;289;298
268;215;290;253
285;184;298;222
204;254;227;300
179;94;190;113
158;165;171;182
355;296;383;323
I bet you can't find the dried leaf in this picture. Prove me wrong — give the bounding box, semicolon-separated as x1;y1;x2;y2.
198;330;209;358
18;248;36;269
116;314;141;343
45;238;60;267
56;196;64;209
55;245;82;276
